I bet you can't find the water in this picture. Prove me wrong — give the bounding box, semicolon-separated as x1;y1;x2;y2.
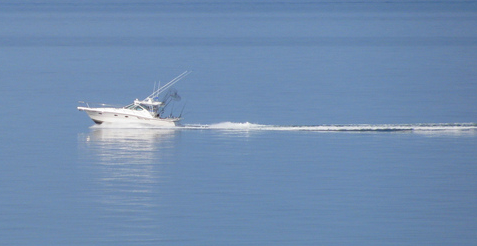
1;1;477;245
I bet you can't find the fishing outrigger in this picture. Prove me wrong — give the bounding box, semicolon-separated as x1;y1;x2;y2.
78;71;190;126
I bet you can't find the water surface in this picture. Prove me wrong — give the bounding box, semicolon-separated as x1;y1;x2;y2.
1;1;477;245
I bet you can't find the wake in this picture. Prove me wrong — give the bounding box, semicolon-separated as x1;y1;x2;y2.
93;121;477;133
184;122;477;132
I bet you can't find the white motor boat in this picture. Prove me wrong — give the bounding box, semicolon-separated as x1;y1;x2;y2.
78;71;190;127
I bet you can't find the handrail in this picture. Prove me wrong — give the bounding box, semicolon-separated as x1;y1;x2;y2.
78;101;123;108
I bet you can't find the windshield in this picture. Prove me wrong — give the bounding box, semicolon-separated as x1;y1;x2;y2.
125;104;145;111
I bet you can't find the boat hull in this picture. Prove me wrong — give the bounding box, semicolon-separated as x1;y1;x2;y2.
78;107;180;127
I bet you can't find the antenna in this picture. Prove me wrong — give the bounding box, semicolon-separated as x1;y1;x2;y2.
179;101;187;118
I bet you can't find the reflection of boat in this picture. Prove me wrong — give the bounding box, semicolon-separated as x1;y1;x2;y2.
86;128;177;145
79;128;179;164
77;128;179;240
78;71;190;126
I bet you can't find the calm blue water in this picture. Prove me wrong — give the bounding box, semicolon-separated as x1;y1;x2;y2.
1;1;477;245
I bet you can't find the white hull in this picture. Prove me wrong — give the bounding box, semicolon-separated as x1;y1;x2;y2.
78;107;180;127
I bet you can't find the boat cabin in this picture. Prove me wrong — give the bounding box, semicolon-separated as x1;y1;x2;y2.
124;98;164;117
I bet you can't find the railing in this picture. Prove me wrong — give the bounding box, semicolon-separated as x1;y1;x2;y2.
78;101;124;108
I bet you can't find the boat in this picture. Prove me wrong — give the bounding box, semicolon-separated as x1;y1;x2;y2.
78;71;190;126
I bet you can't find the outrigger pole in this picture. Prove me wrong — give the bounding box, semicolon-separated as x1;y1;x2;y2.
146;71;191;100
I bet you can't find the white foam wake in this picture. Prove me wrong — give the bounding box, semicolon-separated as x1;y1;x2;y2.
182;122;477;132
91;121;477;133
207;122;264;129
